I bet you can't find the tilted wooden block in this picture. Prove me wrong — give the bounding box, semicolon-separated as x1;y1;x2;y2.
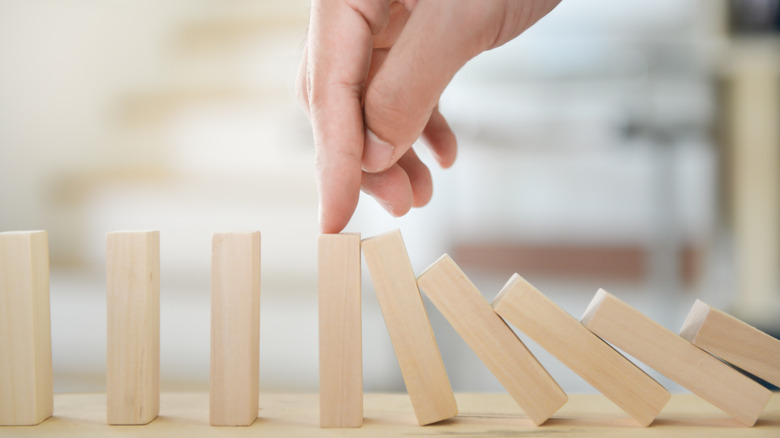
416;255;567;426
492;274;670;426
680;299;780;388
0;231;53;426
581;289;772;426
318;233;362;428
362;230;457;425
106;231;160;425
210;232;261;426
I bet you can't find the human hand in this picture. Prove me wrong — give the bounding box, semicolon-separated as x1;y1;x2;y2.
297;0;561;233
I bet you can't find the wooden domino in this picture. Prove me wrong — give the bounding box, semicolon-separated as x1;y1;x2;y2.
318;233;362;428
581;289;772;426
362;230;457;425
416;255;567;426
0;231;53;426
680;299;780;388
492;274;670;426
106;231;160;425
210;232;261;426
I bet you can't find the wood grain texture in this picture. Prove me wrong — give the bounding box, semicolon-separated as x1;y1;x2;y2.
416;254;567;426
106;231;160;425
680;299;780;388
0;231;52;426
210;232;261;426
3;393;779;436
581;289;772;427
362;230;457;425
492;274;669;426
318;233;362;428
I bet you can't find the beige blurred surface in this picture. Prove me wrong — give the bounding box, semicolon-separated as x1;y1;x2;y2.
1;0;778;393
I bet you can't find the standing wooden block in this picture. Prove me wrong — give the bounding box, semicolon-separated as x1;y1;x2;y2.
0;231;53;426
680;299;780;388
416;255;567;426
319;233;362;428
492;274;670;426
106;231;160;425
210;232;261;426
362;231;457;426
581;289;772;426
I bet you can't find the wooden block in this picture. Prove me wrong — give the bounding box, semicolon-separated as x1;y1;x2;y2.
680;299;780;388
362;231;457;426
210;232;261;426
492;274;670;426
106;231;160;425
581;289;772;426
416;255;567;426
318;233;362;428
0;231;53;426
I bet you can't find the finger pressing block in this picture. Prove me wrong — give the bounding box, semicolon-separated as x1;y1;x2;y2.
417;255;567;426
318;234;362;428
362;230;457;425
680;299;780;388
0;231;53;426
492;274;670;426
210;232;261;426
581;289;771;426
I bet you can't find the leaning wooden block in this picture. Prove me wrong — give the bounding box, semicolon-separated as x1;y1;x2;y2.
210;232;261;426
106;231;160;425
581;289;772;426
362;230;457;425
492;274;669;427
0;231;53;426
680;299;780;388
416;255;567;426
319;233;362;428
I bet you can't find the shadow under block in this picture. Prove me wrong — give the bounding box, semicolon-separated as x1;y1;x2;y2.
680;299;780;388
491;274;670;427
318;234;362;428
106;231;160;425
210;232;261;426
0;231;53;426
581;289;772;427
416;255;567;426
361;231;457;425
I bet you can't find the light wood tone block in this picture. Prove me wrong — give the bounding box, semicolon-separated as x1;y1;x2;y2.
318;233;362;428
362;230;457;425
416;255;567;426
492;274;670;426
0;231;53;426
581;289;772;427
210;232;261;426
680;299;780;388
106;231;160;425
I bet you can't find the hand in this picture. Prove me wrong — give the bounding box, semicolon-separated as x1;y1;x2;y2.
297;0;561;233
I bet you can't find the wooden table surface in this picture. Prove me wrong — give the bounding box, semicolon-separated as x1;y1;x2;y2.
1;392;778;437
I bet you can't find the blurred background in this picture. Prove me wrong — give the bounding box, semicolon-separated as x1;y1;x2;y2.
1;0;778;395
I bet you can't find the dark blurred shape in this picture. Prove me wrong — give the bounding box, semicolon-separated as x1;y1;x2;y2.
730;0;780;34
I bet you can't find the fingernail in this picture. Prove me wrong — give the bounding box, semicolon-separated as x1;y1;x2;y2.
362;129;394;173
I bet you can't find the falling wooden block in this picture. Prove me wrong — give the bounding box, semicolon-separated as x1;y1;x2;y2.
362;231;457;426
0;231;53;426
319;233;362;428
210;232;261;426
492;274;670;426
581;289;772;426
680;299;780;388
106;231;160;425
416;255;567;426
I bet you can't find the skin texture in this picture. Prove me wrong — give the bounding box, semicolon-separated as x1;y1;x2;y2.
297;0;562;233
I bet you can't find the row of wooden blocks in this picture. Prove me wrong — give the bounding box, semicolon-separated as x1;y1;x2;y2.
1;230;778;429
